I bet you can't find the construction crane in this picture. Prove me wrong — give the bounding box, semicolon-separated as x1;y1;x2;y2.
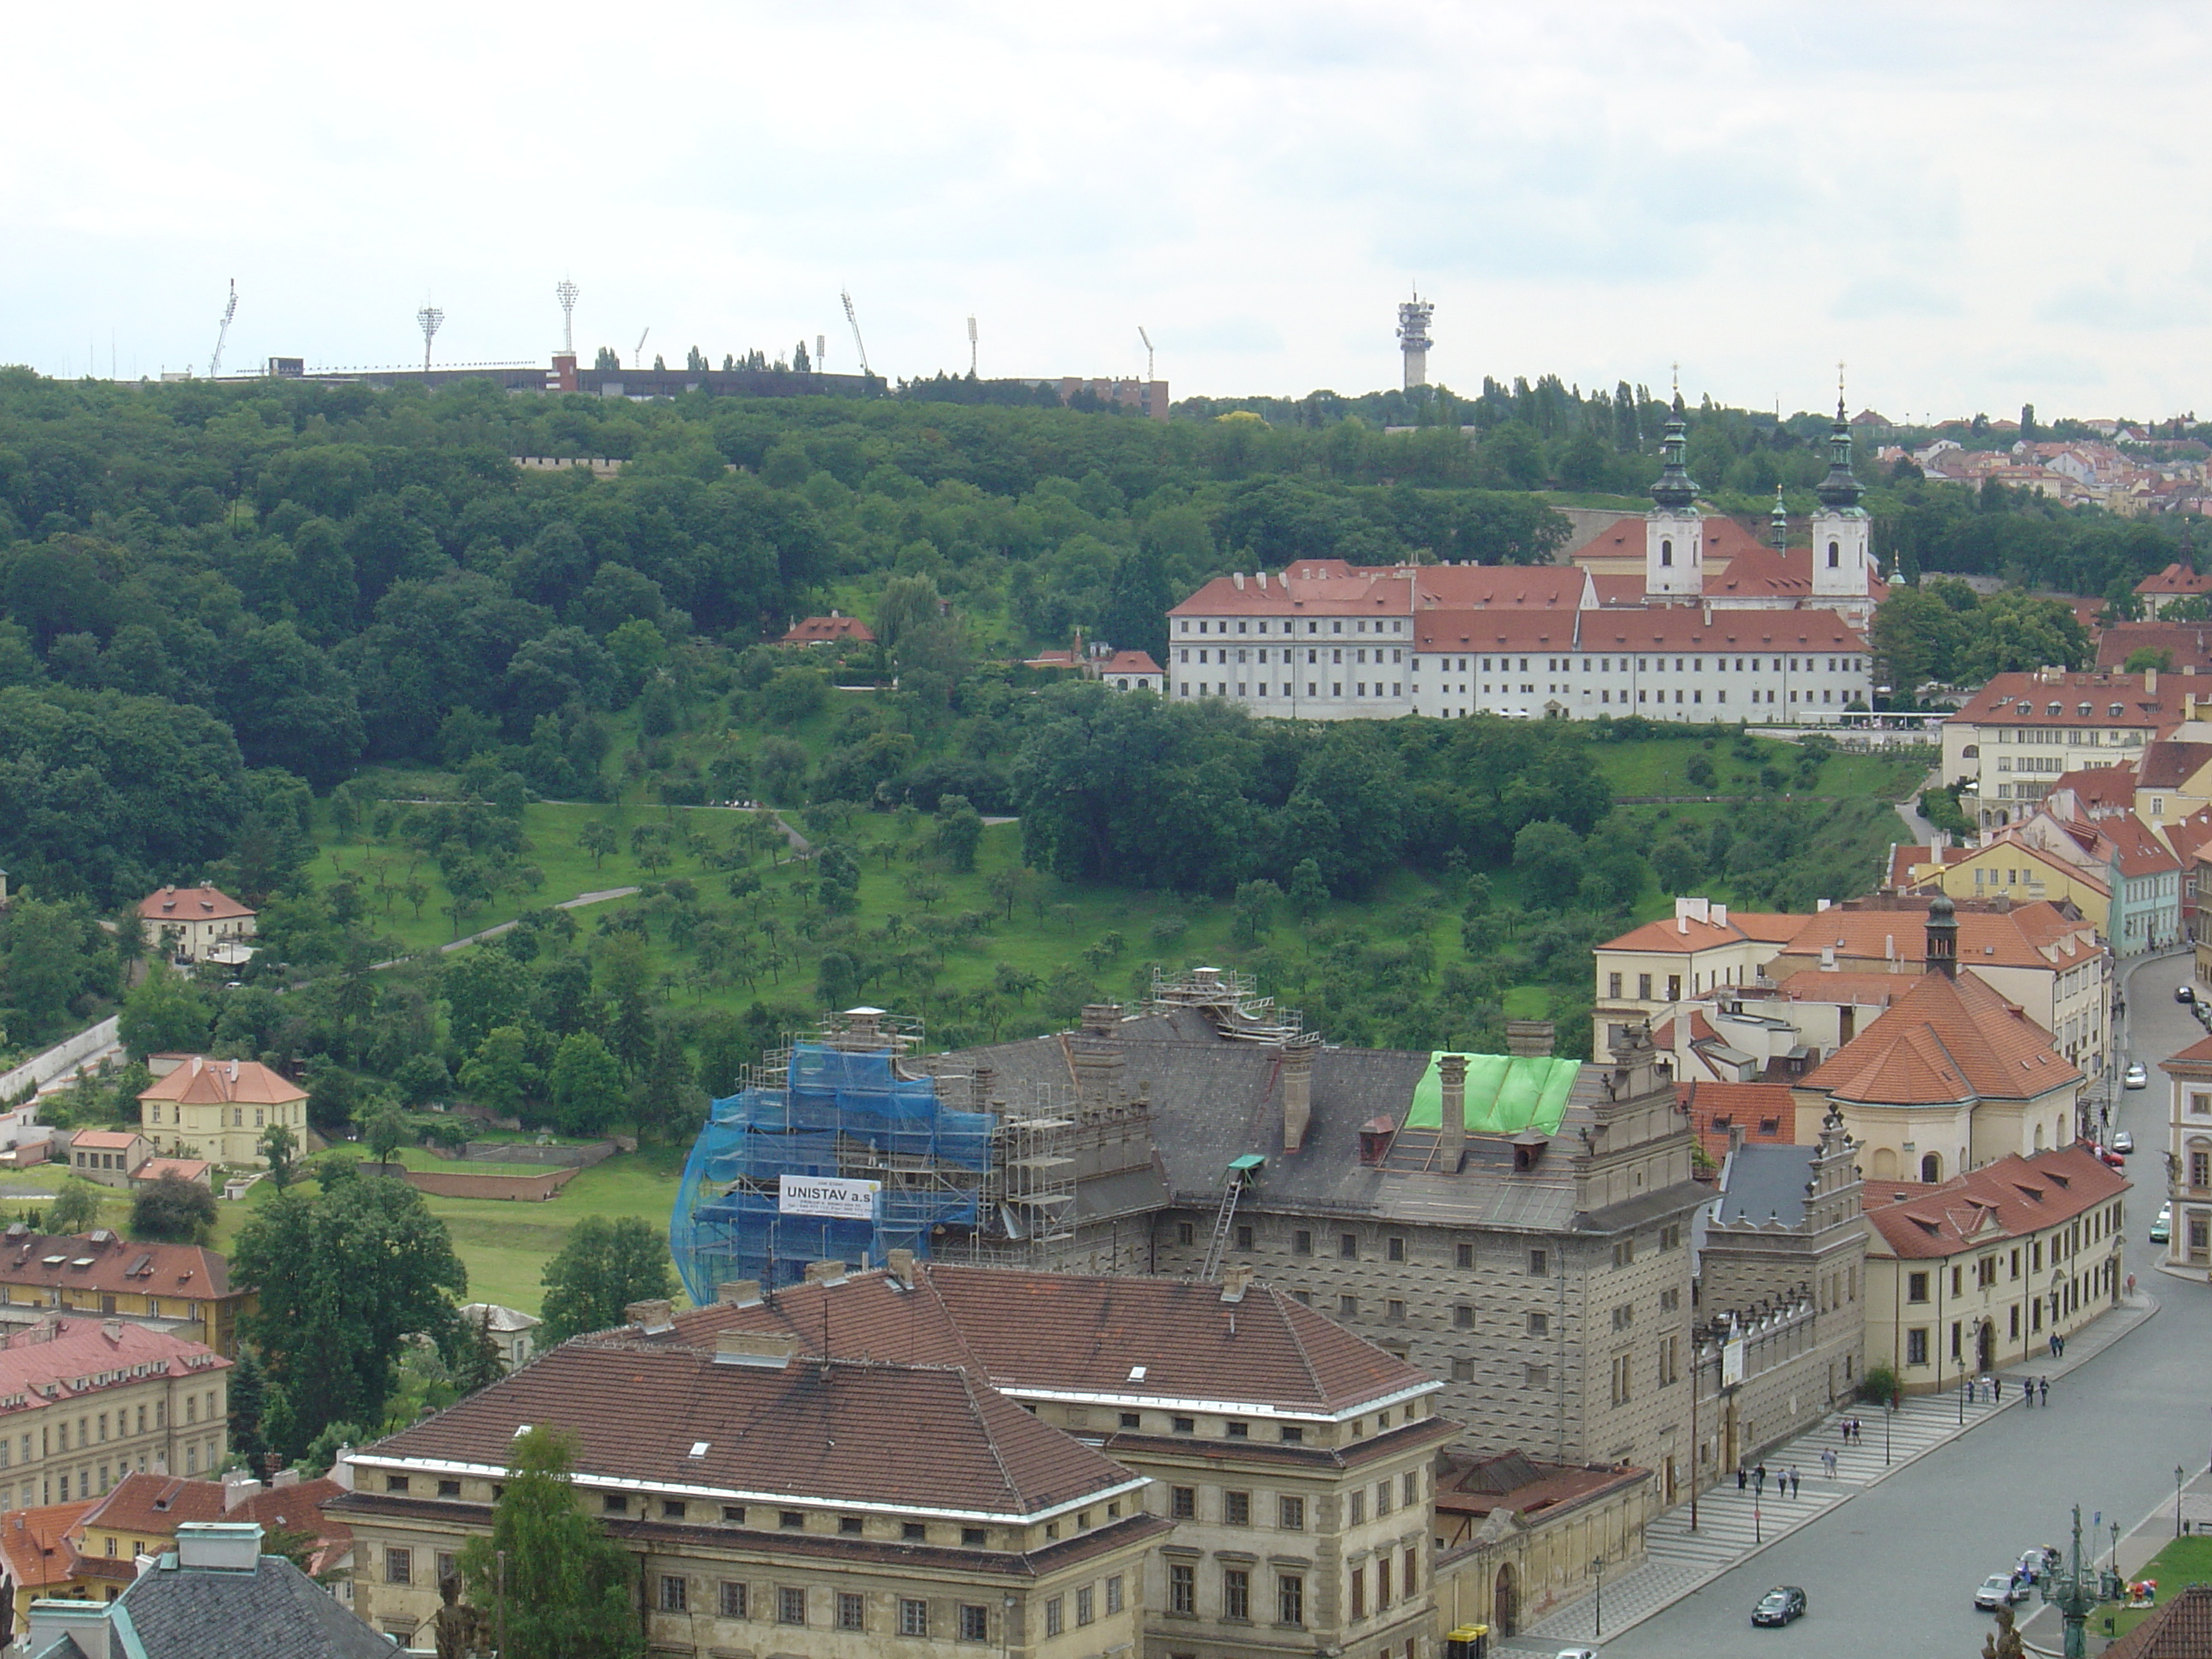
1138;326;1155;381
207;279;238;379
633;327;650;370
841;289;871;380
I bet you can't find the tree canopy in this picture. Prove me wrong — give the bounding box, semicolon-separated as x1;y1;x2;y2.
538;1214;677;1344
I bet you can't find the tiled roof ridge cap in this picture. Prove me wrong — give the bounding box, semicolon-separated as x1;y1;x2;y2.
1271;1287;1330;1406
958;1364;1022;1511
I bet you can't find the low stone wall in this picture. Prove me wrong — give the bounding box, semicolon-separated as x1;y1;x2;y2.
0;1017;120;1104
399;1166;579;1202
447;1139;618;1169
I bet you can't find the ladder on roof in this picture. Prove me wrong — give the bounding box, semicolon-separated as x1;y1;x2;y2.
1198;1167;1253;1281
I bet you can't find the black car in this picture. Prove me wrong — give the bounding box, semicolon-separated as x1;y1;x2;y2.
1753;1586;1807;1627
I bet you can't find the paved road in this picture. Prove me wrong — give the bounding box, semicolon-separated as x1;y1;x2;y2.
1575;951;2203;1659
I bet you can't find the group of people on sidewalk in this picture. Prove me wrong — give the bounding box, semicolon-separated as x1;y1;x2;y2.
1733;1461;1805;1498
1963;1374;2053;1406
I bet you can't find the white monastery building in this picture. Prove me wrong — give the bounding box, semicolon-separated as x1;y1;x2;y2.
1167;399;1882;723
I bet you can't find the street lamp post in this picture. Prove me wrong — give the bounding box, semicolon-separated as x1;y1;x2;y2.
1885;1393;1894;1467
1592;1556;1606;1639
1753;1466;1765;1545
2111;1522;2121;1579
2178;1466;2186;1540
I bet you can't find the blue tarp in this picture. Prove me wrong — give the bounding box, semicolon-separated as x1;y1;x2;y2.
670;1043;992;1302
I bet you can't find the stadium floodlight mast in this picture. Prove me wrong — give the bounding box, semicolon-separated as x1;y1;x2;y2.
556;279;579;354
416;304;445;372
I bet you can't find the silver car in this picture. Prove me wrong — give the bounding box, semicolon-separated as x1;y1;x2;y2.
1976;1573;2027;1610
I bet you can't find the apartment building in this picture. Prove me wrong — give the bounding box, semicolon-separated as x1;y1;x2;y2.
1939;669;2196;827
0;1317;231;1511
2159;1034;2212;1270
0;1225;249;1357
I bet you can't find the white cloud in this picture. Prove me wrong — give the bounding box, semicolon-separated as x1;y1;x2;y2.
1;0;2207;416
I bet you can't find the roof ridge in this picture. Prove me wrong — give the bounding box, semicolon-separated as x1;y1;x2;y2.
958;1365;1022;1511
1271;1288;1330;1406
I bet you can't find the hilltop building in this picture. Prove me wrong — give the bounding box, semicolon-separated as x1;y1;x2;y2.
1163;399;1878;724
137;1057;309;1168
135;889;254;968
0;1225;247;1357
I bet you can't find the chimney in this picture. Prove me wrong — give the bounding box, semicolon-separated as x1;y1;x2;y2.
625;1299;675;1334
803;1260;848;1285
885;1249;918;1289
2147;667;2159;695
175;1522;264;1573
328;1449;354;1491
715;1280;764;1307
223;1470;261;1511
713;1331;800;1369
1280;1038;1317;1153
1437;1054;1468;1174
24;1602;109;1659
1505;1020;1556;1057
270;1469;300;1491
1232;572;1246;591
1220;1263;1254;1303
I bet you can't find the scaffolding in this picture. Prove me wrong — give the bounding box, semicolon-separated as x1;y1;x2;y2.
1150;965;1304;1043
992;1103;1077;1270
669;1010;993;1302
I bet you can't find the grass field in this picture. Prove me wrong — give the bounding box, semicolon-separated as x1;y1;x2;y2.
1587;735;1931;801
2105;1535;2212;1639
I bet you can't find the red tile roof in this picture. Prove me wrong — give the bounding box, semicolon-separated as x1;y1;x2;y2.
0;1500;97;1592
778;615;875;644
2095;621;2212;674
138;1057;305;1109
2101;1581;2212;1659
2134;562;2212;597
1413;609;1577;652
1772;901;2099;974
2047;764;2138;812
1804;969;2080;1107
2139;740;2212;791
1598;911;1802;956
0;1229;237;1305
137;887;253;923
1101;650;1161;676
1172;568;1414;619
1574;612;1866;651
1863;1145;2128;1259
0;1318;228;1417
70;1132;146;1151
2103;812;2183;878
1679;1080;1797;1167
1947;671;2192;730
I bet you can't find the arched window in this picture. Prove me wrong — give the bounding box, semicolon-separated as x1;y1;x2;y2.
1661;539;1674;568
1920;1151;1942;1184
1827;540;1841;568
1871;1147;1899;1181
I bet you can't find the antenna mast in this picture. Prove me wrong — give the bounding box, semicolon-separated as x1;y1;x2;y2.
967;316;978;376
207;280;238;379
416;303;445;373
556;279;579;354
633;327;650;370
841;289;872;380
1396;288;1434;392
816;334;827;373
1138;326;1155;381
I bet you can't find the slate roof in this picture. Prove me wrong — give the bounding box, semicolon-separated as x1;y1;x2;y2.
364;1344;1137;1520
1862;1145;2127;1259
1803;970;2079;1107
0;1227;237;1302
90;1544;392;1659
1713;1143;1818;1227
614;1261;1430;1419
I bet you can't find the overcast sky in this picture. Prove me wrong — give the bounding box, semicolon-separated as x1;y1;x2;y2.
7;2;2207;421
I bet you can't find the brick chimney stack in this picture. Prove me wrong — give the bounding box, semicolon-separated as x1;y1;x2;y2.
1437;1054;1468;1174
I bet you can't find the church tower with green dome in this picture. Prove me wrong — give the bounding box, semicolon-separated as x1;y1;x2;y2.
1644;388;1704;602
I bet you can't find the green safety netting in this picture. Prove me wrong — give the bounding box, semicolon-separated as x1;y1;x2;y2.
1401;1051;1577;1136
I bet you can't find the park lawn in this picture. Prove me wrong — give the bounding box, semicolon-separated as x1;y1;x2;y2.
1588;736;1931;801
2105;1535;2212;1639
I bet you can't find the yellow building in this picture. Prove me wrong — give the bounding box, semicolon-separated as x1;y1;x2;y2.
137;1057;307;1168
135;888;255;965
0;1225;250;1358
1903;835;2111;936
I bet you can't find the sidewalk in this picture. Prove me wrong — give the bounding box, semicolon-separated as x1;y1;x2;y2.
1503;1289;2159;1652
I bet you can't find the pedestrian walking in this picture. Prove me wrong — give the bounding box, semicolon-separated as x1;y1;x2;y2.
1994;1376;2003;1402
2040;1377;2050;1405
1822;1447;1837;1478
1738;1465;1748;1491
1755;1461;1767;1489
2049;1332;2059;1359
1790;1466;1801;1499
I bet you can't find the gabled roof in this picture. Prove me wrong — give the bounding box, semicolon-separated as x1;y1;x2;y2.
68;1131;146;1150
1413;609;1576;652
0;1500;96;1592
1804;969;2080;1106
1864;1145;2127;1259
0;1319;229;1414
2134;562;2212;597
1773;900;2099;973
2046;764;2138;812
2102;812;2183;878
1101;650;1161;675
137;1057;305;1109
1951;833;2110;897
2137;739;2212;791
778;614;875;643
598;1262;1430;1419
0;1228;236;1301
1575;611;1866;651
1679;1080;1796;1167
76;1473;228;1538
1172;567;1414;619
137;888;253;923
1598;910;1801;956
362;1344;1138;1520
2094;621;2212;674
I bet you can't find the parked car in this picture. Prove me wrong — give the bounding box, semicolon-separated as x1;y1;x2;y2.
2151;1202;2173;1243
2179;984;2195;1004
2113;1129;2135;1155
1753;1586;1808;1627
2125;1063;2149;1090
2096;1145;2127;1170
1976;1574;2029;1610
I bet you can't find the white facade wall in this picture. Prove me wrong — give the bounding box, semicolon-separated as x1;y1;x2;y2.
1169;612;1415;720
1406;648;1873;725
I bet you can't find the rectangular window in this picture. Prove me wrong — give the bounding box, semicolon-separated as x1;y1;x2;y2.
719;1582;748;1619
1376;1477;1393;1516
778;1587;806;1626
1351;1564;1366;1621
1528;1249;1547;1275
1609;973;1623;998
834;1592;863;1631
1386;1236;1405;1261
1405;1470;1419;1507
1224;1567;1251;1621
1339;1232;1359;1259
960;1604;989;1641
1350;1489;1366;1525
1453;1303;1474;1328
1171;1485;1196;1520
1236;1223;1254;1250
1279;1494;1307;1530
1907;1271;1929;1303
661;1576;688;1613
901;1598;929;1637
1455;1240;1475;1268
1339;1294;1358;1317
1075;1586;1094;1627
1106;1576;1123;1615
1907;1327;1930;1365
1169;1563;1196;1615
1224;1489;1250;1525
1279;1573;1306;1627
1292;1229;1313;1255
2194;1152;2210;1189
386;1548;412;1586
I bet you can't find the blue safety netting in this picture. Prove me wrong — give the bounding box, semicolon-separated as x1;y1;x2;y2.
669;1042;993;1303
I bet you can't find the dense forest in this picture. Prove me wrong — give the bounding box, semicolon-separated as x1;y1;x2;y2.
0;365;2188;1095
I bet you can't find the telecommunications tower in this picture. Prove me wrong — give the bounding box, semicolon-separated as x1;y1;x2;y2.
1396;288;1435;391
207;280;238;379
416;304;445;372
556;279;579;354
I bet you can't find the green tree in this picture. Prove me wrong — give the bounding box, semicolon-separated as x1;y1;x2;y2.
596;933;655;1074
130;1172;218;1244
633;1024;704;1145
227;1346;269;1468
538;1215;678;1344
1286;857;1329;918
361;1098;410;1169
932;794;984;875
47;1179;100;1235
577;821;616;868
547;1033;624;1136
232;1179;469;1458
1512;819;1584;911
259;1122;300;1190
458;1427;643;1659
459;1025;538;1117
118;961;210;1060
